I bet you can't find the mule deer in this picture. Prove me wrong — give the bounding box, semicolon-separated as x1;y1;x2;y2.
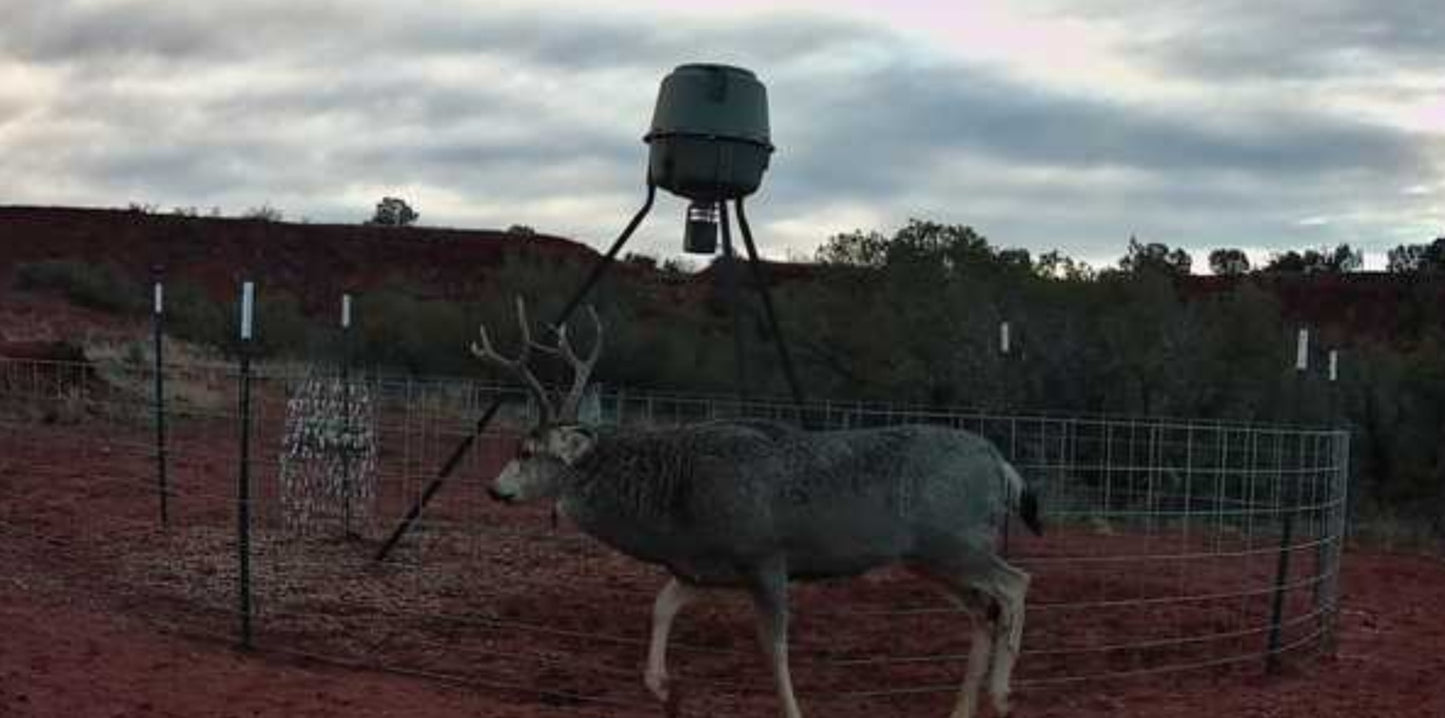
472;299;1041;718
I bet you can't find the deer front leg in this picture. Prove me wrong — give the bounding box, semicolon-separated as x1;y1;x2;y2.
749;567;803;718
645;577;698;703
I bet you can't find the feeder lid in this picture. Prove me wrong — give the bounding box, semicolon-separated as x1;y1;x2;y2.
645;64;772;149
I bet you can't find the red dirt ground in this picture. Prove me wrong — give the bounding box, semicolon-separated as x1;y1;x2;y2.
4;553;1442;718
3;417;1445;717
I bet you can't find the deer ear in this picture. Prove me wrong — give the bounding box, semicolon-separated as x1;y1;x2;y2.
547;427;595;465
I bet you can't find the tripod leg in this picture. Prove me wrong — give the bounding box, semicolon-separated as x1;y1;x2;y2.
374;401;500;561
733;197;808;424
555;183;657;326
374;185;657;562
718;202;749;400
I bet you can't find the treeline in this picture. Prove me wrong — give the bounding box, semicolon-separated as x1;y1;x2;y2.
772;222;1445;540
9;222;1445;539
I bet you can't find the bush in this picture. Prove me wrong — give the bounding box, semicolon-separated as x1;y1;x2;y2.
166;281;230;348
161;282;317;359
253;289;314;358
355;288;472;375
13;260;144;314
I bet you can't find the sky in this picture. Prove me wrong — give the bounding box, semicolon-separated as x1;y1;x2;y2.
2;0;1441;270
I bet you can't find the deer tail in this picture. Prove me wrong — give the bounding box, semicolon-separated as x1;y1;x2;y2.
1000;459;1043;536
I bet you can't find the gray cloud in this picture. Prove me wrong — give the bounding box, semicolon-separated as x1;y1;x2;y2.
778;59;1423;191
763;51;1430;263
2;0;1439;268
1052;0;1445;80
9;1;875;73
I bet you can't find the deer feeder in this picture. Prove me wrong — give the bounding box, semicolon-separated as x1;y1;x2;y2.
374;61;806;563
644;63;773;255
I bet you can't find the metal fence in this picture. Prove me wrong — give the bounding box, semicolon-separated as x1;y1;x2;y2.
0;356;1348;715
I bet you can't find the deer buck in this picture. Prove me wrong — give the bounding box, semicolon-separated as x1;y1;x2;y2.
472;298;1041;718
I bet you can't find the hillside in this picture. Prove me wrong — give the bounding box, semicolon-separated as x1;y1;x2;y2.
0;205;607;311
1182;271;1443;345
3;203;1443;367
4;205;1440;343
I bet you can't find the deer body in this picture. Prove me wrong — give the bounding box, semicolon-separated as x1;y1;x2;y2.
556;422;1027;587
472;300;1038;718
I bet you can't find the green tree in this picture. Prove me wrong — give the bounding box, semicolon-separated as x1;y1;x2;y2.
1118;237;1192;275
1387;237;1445;274
1033;250;1095;281
815;228;889;267
242;204;283;222
367;197;419;227
1208;248;1251;276
1264;244;1361;274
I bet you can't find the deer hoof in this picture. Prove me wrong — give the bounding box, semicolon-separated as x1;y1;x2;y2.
645;671;669;702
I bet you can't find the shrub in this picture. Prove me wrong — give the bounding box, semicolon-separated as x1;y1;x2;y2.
355;288;472;375
13;260;144;314
165;281;231;348
157;281;316;358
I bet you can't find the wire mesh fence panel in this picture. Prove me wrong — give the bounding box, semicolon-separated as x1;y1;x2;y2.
0;356;1349;714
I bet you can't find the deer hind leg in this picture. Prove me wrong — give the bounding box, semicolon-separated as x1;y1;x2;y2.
909;566;993;718
748;567;804;718
976;557;1030;718
955;613;993;718
645;577;699;703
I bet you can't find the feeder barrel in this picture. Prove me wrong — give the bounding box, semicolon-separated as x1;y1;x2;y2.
645;63;773;202
645;64;771;146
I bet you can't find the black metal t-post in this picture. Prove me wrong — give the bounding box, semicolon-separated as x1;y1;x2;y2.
236;282;256;650
1316;349;1340;649
374;185;657;562
152;270;169;529
999;320;1014;557
340;293;355;539
1267;330;1308;674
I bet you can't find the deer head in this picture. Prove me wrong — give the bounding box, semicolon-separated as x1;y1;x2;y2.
470;297;603;503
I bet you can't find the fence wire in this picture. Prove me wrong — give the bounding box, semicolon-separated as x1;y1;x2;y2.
0;356;1349;713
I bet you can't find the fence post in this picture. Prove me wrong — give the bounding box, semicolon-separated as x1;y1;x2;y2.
340;293;355;539
1000;414;1018;557
152;269;169;529
1314;349;1339;645
1267;327;1308;673
1326;429;1349;652
236;281;256;650
1266;493;1295;674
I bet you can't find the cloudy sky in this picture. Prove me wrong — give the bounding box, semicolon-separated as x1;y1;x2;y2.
3;0;1441;269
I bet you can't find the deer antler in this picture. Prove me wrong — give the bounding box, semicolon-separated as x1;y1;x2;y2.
555;306;603;422
529;306;603;423
471;297;555;427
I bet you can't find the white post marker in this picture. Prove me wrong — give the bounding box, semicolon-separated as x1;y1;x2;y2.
1295;328;1309;371
1329;349;1338;383
1000;321;1011;355
341;293;352;329
153;282;164;315
240;282;255;341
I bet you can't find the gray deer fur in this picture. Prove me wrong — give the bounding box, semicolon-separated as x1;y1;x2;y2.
473;299;1041;718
